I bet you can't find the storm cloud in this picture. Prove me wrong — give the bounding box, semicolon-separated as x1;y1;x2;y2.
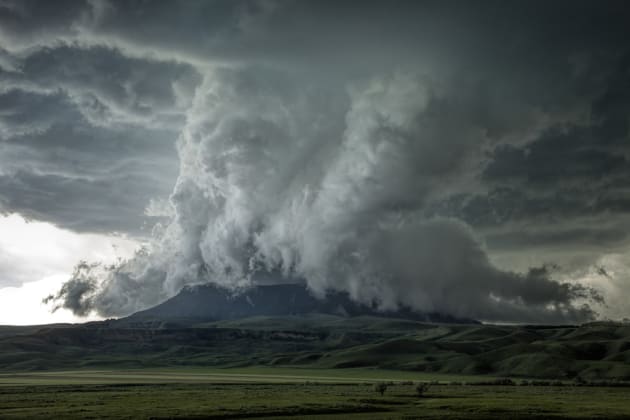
2;0;630;322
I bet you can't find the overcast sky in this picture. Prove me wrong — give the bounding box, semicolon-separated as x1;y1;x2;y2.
1;0;630;324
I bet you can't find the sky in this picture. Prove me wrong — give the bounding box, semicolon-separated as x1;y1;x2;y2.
1;0;630;324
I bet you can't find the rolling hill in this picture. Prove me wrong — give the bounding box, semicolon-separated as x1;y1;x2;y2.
1;283;629;379
1;314;630;380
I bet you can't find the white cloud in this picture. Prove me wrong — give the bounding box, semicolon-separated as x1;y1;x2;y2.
0;213;138;323
564;252;630;321
0;274;102;325
0;213;138;287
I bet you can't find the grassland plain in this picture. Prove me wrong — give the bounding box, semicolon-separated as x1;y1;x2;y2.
1;369;630;419
0;367;488;385
0;383;629;419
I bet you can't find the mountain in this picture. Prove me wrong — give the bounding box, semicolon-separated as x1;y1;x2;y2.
8;285;630;379
125;283;478;324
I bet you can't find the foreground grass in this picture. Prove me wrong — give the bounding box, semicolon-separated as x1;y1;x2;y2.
1;369;630;419
2;383;630;419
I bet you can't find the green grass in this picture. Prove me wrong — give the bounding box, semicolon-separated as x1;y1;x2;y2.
0;367;489;386
1;370;629;419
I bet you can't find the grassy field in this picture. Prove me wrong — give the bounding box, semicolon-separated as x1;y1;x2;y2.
0;367;488;386
1;369;630;419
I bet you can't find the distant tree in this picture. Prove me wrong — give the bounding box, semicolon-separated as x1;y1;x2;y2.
415;382;430;397
490;378;516;386
373;382;388;396
574;375;587;386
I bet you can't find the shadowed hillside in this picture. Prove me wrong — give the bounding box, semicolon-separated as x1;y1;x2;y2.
1;314;630;380
127;283;478;324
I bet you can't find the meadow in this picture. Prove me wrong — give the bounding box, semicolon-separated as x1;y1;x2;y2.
1;368;630;419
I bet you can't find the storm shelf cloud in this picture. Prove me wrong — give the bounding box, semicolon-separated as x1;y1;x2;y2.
1;0;630;323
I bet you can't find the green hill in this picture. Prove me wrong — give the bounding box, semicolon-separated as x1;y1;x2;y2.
1;317;630;380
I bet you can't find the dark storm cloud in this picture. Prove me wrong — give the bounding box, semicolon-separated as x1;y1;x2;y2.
0;89;77;136
0;44;201;128
0;38;200;235
425;47;630;261
0;0;89;48
483;48;630;191
0;169;170;234
1;0;629;321
486;227;629;252
0;117;179;233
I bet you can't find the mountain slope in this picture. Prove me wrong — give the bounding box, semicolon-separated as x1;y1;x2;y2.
125;283;478;324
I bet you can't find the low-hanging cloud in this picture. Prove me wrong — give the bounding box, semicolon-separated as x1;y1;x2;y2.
47;68;603;323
